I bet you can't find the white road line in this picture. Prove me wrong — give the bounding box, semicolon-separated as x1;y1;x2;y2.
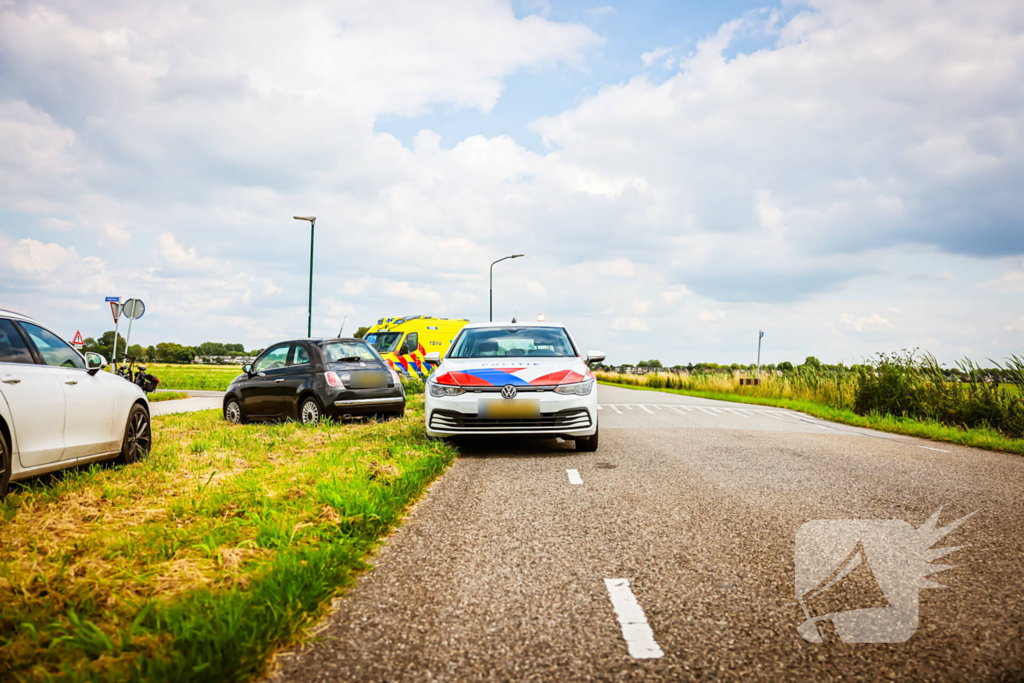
655;405;663;410
761;412;786;421
669;406;688;415
603;579;664;660
567;469;583;485
597;405;604;410
696;407;718;416
624;404;634;410
916;445;951;453
724;409;750;418
638;405;654;414
609;405;623;414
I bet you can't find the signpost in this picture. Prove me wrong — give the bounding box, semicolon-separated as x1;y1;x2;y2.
107;296;121;362
120;298;145;368
72;330;84;350
757;330;764;379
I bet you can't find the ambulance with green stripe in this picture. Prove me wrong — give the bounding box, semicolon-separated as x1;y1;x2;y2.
364;316;469;380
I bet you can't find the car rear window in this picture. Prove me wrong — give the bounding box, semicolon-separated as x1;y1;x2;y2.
321;341;381;362
0;319;35;365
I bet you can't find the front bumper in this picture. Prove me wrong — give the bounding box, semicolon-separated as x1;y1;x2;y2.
425;390;597;438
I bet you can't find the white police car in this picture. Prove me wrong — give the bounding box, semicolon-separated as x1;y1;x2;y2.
424;322;604;450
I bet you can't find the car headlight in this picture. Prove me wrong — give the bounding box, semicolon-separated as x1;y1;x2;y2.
554;379;594;396
429;382;465;397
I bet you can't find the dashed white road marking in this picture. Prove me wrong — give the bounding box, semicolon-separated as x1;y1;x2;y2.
695;407;718;416
669;406;688;415
567;469;583;485
609;405;623;414
916;445;951;452
603;579;664;659
638;405;654;414
724;408;750;418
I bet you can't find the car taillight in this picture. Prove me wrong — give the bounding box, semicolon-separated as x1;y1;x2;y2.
325;371;344;387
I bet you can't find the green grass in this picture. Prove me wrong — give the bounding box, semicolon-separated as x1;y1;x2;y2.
146;364;242;391
0;395;456;682
598;380;1024;456
148;391;191;403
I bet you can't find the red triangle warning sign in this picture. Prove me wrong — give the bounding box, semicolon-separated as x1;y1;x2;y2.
72;330;84;347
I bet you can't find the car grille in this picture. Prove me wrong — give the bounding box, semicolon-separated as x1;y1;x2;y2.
429;408;592;432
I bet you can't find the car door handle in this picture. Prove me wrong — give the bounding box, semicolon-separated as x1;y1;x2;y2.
1;376;20;384
275;379;285;383
64;379;78;385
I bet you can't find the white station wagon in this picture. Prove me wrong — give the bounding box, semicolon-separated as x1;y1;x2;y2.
0;309;151;498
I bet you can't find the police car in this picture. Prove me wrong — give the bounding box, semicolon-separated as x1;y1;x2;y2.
424;322;605;450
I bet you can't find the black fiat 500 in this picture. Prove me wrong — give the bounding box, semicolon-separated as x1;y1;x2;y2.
222;338;405;424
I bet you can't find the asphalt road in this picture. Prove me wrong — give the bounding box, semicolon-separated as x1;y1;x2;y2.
269;384;1024;682
150;390;225;416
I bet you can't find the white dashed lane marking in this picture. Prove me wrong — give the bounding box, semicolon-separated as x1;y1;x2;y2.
567;469;583;485
604;579;664;660
638;405;654;414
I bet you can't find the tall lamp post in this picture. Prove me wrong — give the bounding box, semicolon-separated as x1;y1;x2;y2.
490;254;524;322
294;216;316;337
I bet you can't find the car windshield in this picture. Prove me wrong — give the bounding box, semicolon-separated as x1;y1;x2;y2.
322;341;381;362
448;327;577;358
366;332;402;354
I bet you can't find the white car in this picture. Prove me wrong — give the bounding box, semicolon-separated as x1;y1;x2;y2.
424;322;605;450
0;309;151;498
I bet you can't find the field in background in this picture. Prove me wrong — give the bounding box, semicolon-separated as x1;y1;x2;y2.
145;363;242;391
1;396;455;682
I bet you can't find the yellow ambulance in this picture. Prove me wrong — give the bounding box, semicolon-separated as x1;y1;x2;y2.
364;315;469;379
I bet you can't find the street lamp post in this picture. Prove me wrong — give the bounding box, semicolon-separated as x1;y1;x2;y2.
294;216;316;337
490;254;524;322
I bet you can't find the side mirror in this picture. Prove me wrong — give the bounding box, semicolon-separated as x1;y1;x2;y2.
85;352;108;375
242;363;253;375
424;351;441;364
585;350;606;366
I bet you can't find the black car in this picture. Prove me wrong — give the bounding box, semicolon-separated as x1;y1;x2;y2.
223;338;405;424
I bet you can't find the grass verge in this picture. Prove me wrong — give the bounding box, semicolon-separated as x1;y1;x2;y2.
598;380;1024;455
148;391;191;403
1;395;456;682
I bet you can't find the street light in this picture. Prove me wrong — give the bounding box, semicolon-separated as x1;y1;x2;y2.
294;216;316;337
490;254;524;322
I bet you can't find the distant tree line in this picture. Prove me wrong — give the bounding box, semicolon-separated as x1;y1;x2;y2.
81;331;263;364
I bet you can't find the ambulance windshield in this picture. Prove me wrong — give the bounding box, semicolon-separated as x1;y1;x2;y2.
367;332;402;353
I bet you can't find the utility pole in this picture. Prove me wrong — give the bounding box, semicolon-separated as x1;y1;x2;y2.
757;330;764;379
293;216;316;336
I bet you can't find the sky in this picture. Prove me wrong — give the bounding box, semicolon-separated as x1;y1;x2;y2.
1;0;1022;367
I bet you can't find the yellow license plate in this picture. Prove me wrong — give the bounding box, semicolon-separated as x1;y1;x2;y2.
479;399;541;419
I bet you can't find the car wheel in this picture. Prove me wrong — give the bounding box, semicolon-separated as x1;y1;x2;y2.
116;404;152;465
576;426;599;452
0;432;10;500
224;398;244;424
300;396;322;425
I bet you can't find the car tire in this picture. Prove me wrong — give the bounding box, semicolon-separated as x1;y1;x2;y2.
576;426;599;452
299;396;323;425
0;432;10;500
116;404;151;465
224;397;244;424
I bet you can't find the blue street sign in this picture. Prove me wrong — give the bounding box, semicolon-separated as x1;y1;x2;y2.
105;296;120;302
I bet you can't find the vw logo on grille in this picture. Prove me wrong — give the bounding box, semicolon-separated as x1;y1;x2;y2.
501;384;518;399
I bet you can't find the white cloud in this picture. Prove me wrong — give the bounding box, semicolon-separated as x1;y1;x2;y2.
698;309;725;322
838;313;893;333
978;270;1024;294
640;45;674;67
612;316;649;332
